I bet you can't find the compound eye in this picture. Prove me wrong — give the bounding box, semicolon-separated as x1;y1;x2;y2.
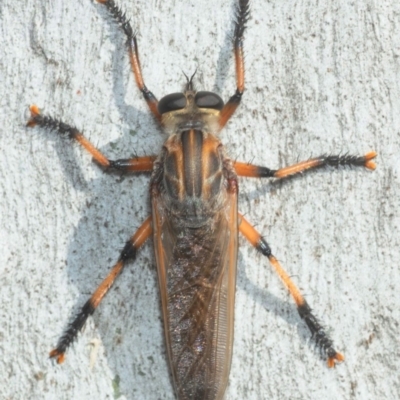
194;91;224;110
158;93;187;114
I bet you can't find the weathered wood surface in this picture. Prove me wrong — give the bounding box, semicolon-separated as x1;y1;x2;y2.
1;0;399;399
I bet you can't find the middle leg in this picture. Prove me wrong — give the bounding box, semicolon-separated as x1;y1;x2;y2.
27;105;156;173
234;152;377;179
238;213;344;367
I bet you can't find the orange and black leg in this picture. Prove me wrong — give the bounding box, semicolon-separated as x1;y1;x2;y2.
97;0;161;123
49;217;152;364
219;0;250;129
238;213;344;367
27;105;156;173
234;152;377;179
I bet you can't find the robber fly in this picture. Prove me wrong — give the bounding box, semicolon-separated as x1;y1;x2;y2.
27;0;377;399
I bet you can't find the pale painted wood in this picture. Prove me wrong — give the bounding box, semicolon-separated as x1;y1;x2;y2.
1;0;399;399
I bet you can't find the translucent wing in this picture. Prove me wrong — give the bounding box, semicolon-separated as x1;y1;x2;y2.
152;190;238;400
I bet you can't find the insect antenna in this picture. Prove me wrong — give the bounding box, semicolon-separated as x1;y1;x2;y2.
183;69;197;91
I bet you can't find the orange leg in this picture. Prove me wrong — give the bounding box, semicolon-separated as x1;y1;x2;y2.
238;213;344;368
97;0;161;123
49;217;152;364
218;0;249;130
234;152;377;178
27;105;156;172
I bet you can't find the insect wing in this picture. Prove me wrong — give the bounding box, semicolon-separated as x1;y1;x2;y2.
152;191;238;400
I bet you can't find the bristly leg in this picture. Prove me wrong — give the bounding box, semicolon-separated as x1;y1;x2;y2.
297;303;343;368
27;105;155;172
272;153;377;178
238;213;344;367
96;0;134;40
96;0;161;122
28;103;155;363
27;104;110;167
49;217;152;363
219;0;250;129
233;152;377;178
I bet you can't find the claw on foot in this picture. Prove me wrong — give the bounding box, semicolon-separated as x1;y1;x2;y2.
27;104;41;127
49;348;65;364
364;151;377;170
327;352;345;368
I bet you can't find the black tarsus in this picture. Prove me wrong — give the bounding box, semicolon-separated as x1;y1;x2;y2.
30;111;151;173
29;113;80;139
99;0;159;107
99;0;134;42
53;300;95;355
297;302;338;359
243;153;374;180
314;154;371;168
234;0;250;45
256;236;340;361
51;234;140;358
